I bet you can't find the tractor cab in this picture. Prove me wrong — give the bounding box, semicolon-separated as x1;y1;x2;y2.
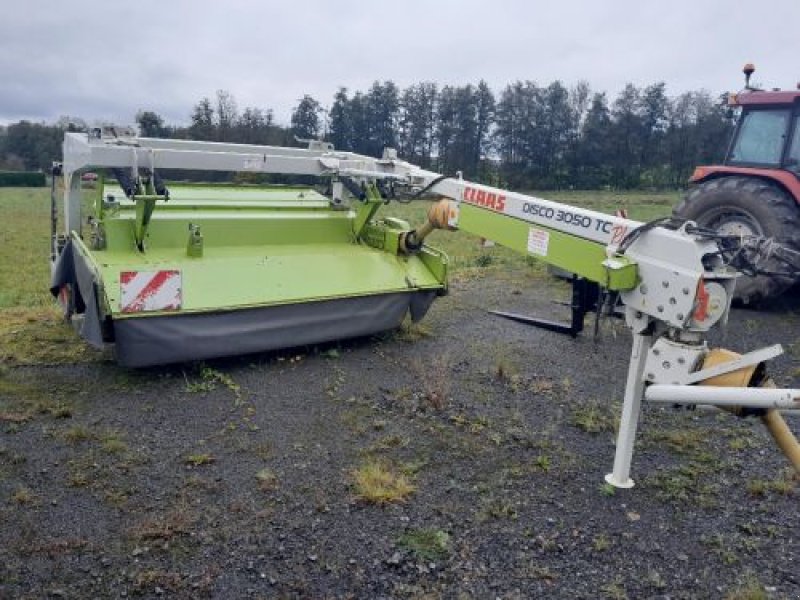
726;88;800;173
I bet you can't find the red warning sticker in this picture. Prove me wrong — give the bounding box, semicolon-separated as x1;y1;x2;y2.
120;270;182;313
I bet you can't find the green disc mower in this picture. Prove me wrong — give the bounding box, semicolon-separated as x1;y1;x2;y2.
51;129;447;367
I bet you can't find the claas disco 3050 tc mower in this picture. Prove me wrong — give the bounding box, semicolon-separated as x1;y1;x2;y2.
52;126;800;485
50;128;448;367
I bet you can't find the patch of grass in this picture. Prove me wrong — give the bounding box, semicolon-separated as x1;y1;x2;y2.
412;353;452;410
104;488;131;507
0;448;26;480
252;441;271;461
367;434;409;454
534;454;551;472
63;424;93;443
68;466;91;488
99;429;128;454
493;348;520;383
702;533;740;565
648;428;706;455
394;320;433;343
11;486;36;505
129;507;197;542
184;453;215;467
645;462;718;506
600;482;616;496
746;472;796;497
571;401;616;434
600;580;628;600
184;366;241;401
728;434;757;451
592;533;611;551
132;570;185;595
397;528;450;561
0;307;101;365
255;468;279;492
725;576;768;600
0;188;56;309
0;376;77;425
400;457;429;476
479;496;518;521
352;458;415;505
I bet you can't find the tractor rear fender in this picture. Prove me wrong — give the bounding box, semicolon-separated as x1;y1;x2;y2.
689;166;800;204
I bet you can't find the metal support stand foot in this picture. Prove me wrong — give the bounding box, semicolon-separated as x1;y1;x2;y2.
605;332;653;488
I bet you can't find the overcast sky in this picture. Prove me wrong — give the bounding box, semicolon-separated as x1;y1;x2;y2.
1;0;797;127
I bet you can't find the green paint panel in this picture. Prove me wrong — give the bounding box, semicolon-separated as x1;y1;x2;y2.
458;204;638;290
95;244;443;317
88;183;448;319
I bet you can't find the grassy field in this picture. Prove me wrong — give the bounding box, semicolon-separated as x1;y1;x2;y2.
0;187;56;308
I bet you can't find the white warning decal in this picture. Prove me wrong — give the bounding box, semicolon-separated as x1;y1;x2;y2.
120;270;182;313
527;228;549;257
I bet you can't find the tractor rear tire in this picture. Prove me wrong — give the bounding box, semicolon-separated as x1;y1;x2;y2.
673;176;800;305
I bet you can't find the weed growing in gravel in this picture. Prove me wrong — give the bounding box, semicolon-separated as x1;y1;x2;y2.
184;366;242;402
132;570;184;595
397;528;450;561
130;506;197;543
253;441;272;461
479;496;518;520
255;468;279;492
185;453;215;467
400;457;430;476
366;434;409;454
571;401;616;433
645;462;718;506
412;354;452;410
352;459;415;504
0;449;26;481
724;576;768;600
104;488;131;507
600;482;616;496
63;425;93;443
600;579;628;600
493;344;520;382
11;486;36;505
67;464;90;488
701;533;740;565
746;472;796;497
473;253;494;267
99;430;128;454
648;428;706;455
394;320;433;343
592;533;611;551
534;454;551;472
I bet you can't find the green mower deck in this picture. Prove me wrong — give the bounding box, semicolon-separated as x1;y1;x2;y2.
52;181;447;367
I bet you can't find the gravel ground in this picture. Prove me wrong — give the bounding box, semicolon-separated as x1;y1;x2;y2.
1;273;799;599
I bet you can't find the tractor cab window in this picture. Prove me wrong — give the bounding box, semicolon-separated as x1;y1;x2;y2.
728;108;791;166
787;115;800;173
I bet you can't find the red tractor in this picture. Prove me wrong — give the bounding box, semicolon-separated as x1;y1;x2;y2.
674;64;800;303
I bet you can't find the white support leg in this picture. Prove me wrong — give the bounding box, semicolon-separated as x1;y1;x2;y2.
605;332;653;488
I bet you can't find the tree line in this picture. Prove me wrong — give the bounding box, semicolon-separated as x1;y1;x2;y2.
0;81;735;190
